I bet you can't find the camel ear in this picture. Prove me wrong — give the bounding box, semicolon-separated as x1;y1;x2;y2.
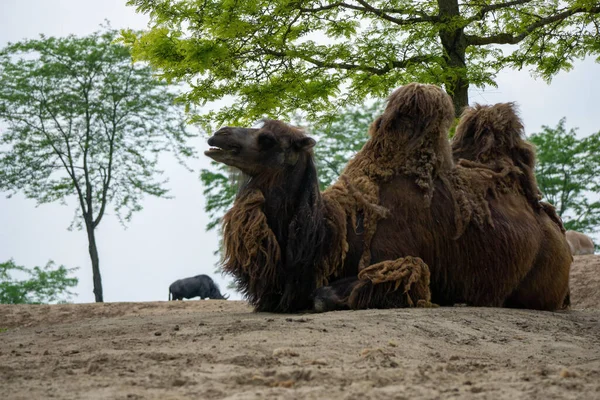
293;137;316;151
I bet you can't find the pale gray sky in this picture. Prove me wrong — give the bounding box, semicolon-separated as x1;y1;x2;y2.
0;0;598;303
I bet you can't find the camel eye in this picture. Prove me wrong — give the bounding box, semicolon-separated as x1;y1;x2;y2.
258;133;277;150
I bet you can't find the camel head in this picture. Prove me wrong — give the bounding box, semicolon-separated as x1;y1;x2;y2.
372;83;455;145
205;120;316;176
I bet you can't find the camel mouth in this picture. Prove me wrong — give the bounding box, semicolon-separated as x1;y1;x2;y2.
204;146;240;155
204;136;241;159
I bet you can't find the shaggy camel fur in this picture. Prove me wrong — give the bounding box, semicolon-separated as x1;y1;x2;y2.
451;102;572;308
566;230;595;255
451;102;567;232
205;83;571;313
452;103;541;207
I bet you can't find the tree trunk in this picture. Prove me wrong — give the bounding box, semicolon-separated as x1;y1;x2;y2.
447;77;469;117
437;0;469;116
85;217;104;302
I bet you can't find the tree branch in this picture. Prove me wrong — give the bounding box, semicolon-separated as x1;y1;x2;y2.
345;1;438;25
262;48;433;75
466;5;600;46
296;1;438;24
464;0;535;25
37;82;88;217
81;76;97;225
296;1;343;13
93;65;131;228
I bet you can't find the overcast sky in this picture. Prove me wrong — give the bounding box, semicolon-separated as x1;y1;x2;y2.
0;0;598;304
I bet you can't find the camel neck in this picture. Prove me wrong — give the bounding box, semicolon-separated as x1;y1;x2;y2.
236;154;323;244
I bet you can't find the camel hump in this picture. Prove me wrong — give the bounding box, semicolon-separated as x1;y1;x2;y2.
452;102;532;165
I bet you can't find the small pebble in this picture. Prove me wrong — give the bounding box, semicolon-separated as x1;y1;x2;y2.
273;348;299;357
560;368;577;378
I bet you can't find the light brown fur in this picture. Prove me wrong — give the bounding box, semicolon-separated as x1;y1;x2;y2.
566;230;595;255
451;103;568;232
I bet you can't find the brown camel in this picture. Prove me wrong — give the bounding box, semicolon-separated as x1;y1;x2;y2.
205;83;571;313
451;102;568;231
566;230;595;255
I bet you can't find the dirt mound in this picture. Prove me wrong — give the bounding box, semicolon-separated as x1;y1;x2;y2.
2;300;600;399
0;299;237;329
570;254;600;309
1;255;598;399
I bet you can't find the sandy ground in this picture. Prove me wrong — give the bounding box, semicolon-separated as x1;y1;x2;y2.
568;254;600;310
1;256;599;399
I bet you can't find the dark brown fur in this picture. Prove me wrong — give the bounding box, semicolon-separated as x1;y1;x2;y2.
207;84;571;313
216;121;337;312
450;102;571;309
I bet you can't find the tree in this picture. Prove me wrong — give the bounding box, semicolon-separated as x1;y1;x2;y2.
0;259;78;304
0;28;197;302
530;118;600;234
124;0;600;124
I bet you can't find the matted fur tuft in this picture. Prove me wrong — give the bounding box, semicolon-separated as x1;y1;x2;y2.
452;103;541;207
380;83;455;145
453;103;528;163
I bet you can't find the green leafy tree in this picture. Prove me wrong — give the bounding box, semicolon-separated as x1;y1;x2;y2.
124;0;599;124
312;101;383;189
530;118;600;234
0;27;197;302
0;260;78;304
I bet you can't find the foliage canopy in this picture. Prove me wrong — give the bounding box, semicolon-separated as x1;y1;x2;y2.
530;118;600;234
0;28;196;226
125;0;600;124
0;260;78;304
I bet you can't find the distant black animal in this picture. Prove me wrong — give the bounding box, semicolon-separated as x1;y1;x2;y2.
168;275;229;300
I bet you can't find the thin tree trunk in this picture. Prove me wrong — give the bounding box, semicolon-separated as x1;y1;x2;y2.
438;0;469;116
85;217;103;302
